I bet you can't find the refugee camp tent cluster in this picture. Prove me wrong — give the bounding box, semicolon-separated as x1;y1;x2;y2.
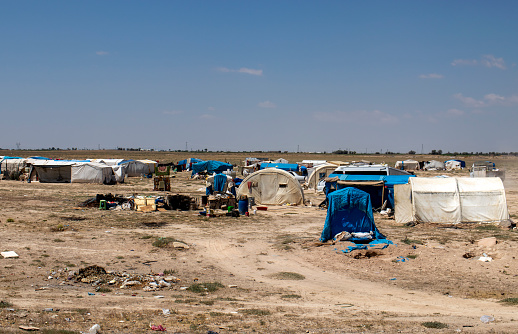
1;156;158;184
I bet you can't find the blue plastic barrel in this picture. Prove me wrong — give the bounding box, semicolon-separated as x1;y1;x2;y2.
238;198;248;215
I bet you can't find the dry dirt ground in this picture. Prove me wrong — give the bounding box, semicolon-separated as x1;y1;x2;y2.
1;156;518;333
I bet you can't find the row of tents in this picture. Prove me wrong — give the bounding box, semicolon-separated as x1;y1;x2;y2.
0;156;158;184
395;159;468;171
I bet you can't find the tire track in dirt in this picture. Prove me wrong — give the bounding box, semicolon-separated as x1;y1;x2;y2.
201;237;518;326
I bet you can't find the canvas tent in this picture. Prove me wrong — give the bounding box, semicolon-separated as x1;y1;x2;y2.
71;162;114;184
0;157;27;174
395;159;419;171
423;160;445;171
445;160;466;170
124;160;157;177
30;160;76;183
236;168;304;205
306;163;340;191
319;187;385;242
394;177;509;224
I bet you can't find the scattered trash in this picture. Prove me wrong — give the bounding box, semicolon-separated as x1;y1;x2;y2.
228;284;238;288
88;324;101;334
162;308;170;315
478;253;493;262
88;292;95;296
172;242;190;249
395;256;410;263
480;315;495;323
389;278;397;281
1;251;19;258
155;295;165;299
44;308;53;312
150;324;166;331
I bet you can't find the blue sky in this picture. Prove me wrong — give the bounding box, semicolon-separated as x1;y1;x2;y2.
1;1;517;153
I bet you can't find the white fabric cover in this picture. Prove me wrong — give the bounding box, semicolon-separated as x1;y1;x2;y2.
111;165;126;183
394;177;509;224
236;168;304;205
306;163;339;190
71;163;114;184
124;160;157;177
0;158;27;173
395;160;419;171
445;161;462;170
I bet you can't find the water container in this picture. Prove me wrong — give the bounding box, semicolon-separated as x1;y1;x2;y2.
238;198;248;215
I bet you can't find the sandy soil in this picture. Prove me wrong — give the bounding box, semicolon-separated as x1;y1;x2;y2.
1;155;517;333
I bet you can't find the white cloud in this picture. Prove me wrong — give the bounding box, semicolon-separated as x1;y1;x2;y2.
419;73;444;79
453;93;485;108
258;100;276;108
447;108;464;116
481;55;506;69
451;55;506;69
216;67;263;76
454;92;518;109
162;110;184;115
96;51;109;56
451;59;477;66
313;109;398;124
199;114;215;120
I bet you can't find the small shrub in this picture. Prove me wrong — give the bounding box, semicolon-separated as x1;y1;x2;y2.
422;321;448;329
7;218;14;223
163;269;176;275
402;237;423;245
188;282;224;293
268;272;306;280
152;237;180;248
0;300;13;308
407;254;418;259
53;239;65;243
96;287;112;293
281;294;302;299
499;297;518;305
239;309;271;316
140;235;154;239
476;225;500;231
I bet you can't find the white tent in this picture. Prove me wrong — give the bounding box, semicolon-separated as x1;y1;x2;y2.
445;160;463;170
0;158;27;174
236;168;304;205
305;163;339;191
124;160;157;177
90;159;125;166
395;159;419;171
30;160;76;183
71;163;114;184
423;160;445;171
394;177;509;224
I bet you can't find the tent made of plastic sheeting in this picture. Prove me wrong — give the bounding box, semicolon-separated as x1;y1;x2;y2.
191;160;233;176
71;163;114;184
178;158;204;171
0;157;27;174
260;163;299;171
90;159;127;166
30;160;77;183
123;160;157;177
325;174;415;209
236;169;304;205
111;165;126;183
319;187;385;242
423;160;445;171
445;159;466;170
395;160;419;171
394;177;509;224
306;163;340;191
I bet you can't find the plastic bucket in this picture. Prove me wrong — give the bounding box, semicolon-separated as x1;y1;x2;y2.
238;199;248;215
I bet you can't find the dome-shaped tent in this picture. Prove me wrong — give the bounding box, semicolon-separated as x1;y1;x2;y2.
236;168;304;205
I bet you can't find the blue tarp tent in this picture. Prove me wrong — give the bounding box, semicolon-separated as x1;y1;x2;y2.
320;187;385;242
191;160;233;176
260;163;299;171
178;158;204;171
325;174;415;208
